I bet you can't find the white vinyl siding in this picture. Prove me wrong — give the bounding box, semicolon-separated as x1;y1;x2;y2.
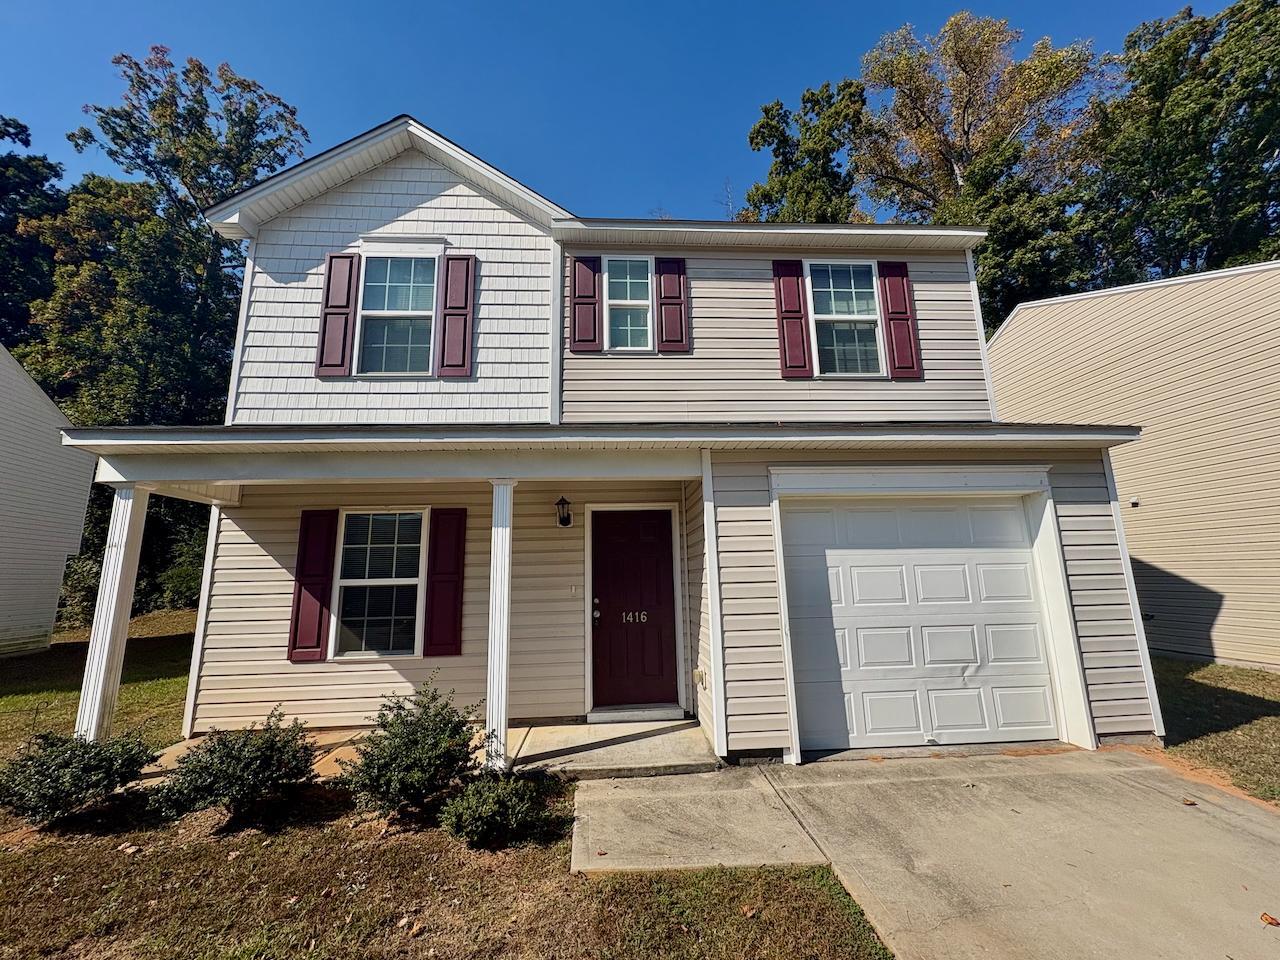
188;479;692;733
990;263;1280;669
230;149;552;425
707;449;1155;752
562;251;991;422
0;347;95;657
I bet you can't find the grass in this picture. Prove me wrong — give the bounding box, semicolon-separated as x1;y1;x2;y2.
0;798;888;960
1152;655;1280;803
0;609;194;760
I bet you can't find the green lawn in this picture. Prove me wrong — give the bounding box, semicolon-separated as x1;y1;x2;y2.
1152;655;1280;803
0;609;194;760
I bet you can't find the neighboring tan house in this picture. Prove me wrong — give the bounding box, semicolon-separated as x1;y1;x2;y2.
0;344;95;656
988;260;1280;671
62;116;1164;764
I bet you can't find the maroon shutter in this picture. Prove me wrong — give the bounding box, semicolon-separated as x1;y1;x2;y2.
655;258;691;353
315;253;361;377
569;256;602;352
287;509;339;663
772;260;814;379
877;261;924;380
434;254;477;378
423;508;467;657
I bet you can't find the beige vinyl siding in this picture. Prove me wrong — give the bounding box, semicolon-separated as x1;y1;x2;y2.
682;478;716;745
190;479;688;733
708;448;1155;751
561;251;992;423
0;347;94;657
232;149;552;426
989;263;1280;668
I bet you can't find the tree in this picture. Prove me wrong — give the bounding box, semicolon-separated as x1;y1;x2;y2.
1080;0;1280;283
16;47;308;622
743;13;1098;323
0;117;64;347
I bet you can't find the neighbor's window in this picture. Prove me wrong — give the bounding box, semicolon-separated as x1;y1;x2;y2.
809;263;881;375
335;511;424;655
358;257;436;374
605;258;652;350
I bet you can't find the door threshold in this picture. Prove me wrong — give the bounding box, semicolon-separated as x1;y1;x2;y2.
586;704;685;723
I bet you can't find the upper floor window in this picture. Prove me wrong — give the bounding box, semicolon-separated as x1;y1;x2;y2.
334;510;425;656
605;257;653;350
357;257;436;374
808;262;884;376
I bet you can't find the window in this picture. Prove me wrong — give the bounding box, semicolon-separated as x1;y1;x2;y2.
809;262;883;376
334;511;424;655
605;258;653;350
358;257;436;374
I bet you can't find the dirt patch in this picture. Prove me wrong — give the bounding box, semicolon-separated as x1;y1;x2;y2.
1102;743;1278;811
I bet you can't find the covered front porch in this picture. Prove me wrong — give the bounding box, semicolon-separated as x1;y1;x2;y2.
66;436;716;769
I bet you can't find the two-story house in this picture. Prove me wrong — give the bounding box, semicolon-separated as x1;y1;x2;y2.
63;116;1164;765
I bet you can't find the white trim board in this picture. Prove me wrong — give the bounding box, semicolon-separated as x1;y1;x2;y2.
769;465;1052;498
582;503;689;717
700;450;729;756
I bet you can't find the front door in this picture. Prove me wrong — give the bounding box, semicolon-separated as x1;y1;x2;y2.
591;509;679;707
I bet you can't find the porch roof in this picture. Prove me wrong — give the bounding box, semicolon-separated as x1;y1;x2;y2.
63;420;1138;457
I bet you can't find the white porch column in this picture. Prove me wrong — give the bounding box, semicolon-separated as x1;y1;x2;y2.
75;485;150;740
484;479;517;769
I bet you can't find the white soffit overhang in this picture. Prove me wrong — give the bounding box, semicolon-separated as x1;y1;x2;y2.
551;218;987;252
203;115;572;239
63;423;1139;458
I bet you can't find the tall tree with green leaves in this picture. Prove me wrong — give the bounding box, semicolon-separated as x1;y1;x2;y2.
1080;0;1280;283
744;13;1098;324
17;47;308;621
0;116;64;347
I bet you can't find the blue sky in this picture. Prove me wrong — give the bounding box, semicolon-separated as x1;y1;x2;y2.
2;0;1221;219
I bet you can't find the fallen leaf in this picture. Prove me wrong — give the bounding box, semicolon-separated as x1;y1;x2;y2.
1262;913;1279;927
408;920;427;938
117;844;140;855
227;850;241;861
1180;798;1198;806
740;904;759;919
397;916;410;929
596;849;608;857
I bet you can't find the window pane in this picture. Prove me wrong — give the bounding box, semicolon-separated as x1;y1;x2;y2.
341;545;367;580
338;584;417;654
609;306;651;349
816;319;881;375
811;262;876;317
343;514;370;546
358;317;432;373
362;256;435;318
607;259;650;302
339;512;423;581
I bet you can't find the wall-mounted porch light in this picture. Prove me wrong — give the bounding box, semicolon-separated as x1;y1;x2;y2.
555;497;573;528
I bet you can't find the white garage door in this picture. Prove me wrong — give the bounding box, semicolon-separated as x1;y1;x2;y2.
782;498;1059;750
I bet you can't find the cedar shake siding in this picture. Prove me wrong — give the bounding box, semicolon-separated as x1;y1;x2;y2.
560;251;991;423
188;479;692;733
707;449;1157;750
229;150;553;425
989;262;1280;669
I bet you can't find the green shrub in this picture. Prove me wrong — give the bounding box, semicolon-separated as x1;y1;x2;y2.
440;773;553;850
340;684;480;814
0;732;156;825
155;708;315;820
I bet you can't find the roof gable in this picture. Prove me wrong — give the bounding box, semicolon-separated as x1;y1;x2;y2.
204;115;572;239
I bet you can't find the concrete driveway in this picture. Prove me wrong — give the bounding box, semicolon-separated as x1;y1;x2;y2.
574;750;1280;960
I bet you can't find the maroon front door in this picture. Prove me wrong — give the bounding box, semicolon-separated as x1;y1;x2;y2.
591;510;679;707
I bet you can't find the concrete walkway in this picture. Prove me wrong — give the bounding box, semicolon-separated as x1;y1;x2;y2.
572;750;1280;960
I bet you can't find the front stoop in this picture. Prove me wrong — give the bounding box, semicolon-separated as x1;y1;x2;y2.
511;719;721;780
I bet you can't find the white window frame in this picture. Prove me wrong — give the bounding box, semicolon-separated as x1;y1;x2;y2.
328;506;430;659
602;255;657;353
353;239;443;378
803;259;888;379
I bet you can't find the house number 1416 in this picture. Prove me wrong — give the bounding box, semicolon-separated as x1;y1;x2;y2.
622;611;649;623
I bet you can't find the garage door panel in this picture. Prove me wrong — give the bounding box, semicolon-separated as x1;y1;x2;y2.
783;498;1060;751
